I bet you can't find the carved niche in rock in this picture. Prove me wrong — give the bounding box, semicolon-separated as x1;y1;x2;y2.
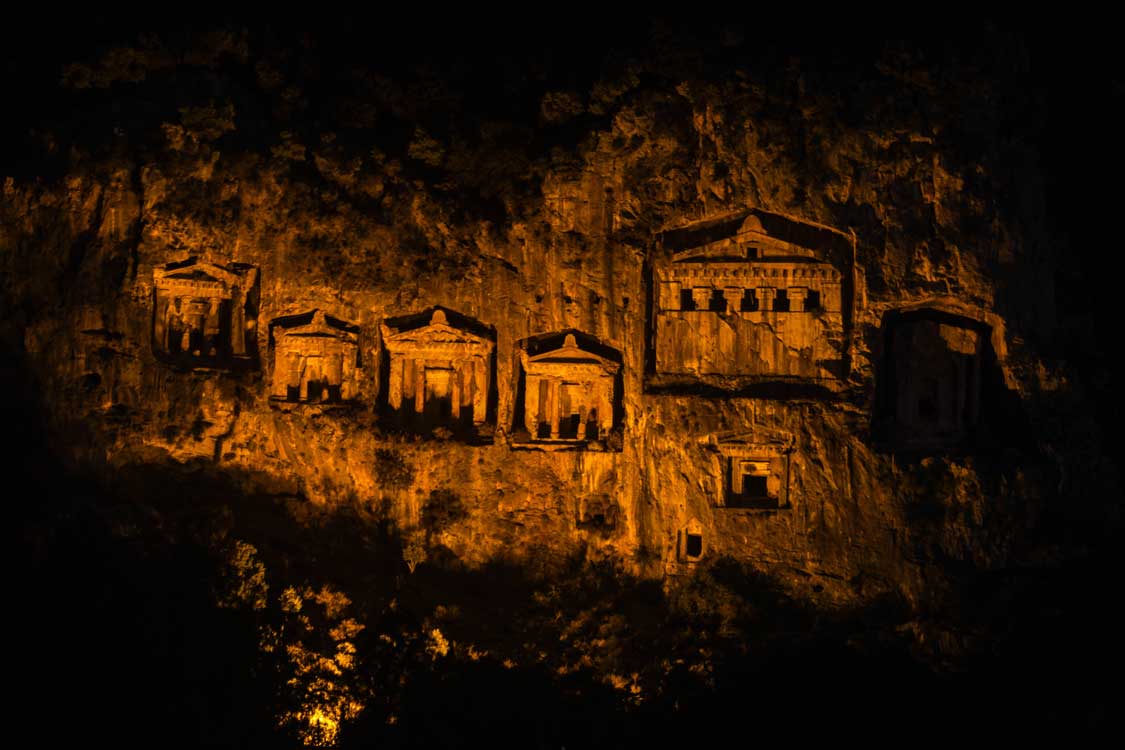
270;310;361;404
874;308;989;451
651;208;852;385
380;307;496;440
152;258;259;370
679;517;705;562
713;438;792;510
512;331;622;449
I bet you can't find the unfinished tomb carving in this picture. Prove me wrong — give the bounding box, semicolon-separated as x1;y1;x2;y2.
513;331;622;448
270;310;361;404
380;308;495;439
652;209;851;383
714;439;791;510
874;308;989;450
152;258;259;370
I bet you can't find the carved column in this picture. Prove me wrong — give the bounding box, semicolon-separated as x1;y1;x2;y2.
270;350;283;397
722;287;742;311
473;358;488;424
549;379;560;439
154;297;167;350
388;356;403;410
462;364;474;414
230;288;245;355
598;376;614;433
524;374;539;434
691;287;712;311
787;287;808;311
757;287;776;312
278;351;292;397
450;367;461;420
414;360;425;414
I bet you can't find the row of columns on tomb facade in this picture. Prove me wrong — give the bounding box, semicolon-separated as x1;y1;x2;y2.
276;347;349;400
386;355;490;425
676;285;820;312
523;374;615;440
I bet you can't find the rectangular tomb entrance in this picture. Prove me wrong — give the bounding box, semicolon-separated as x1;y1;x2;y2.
714;438;791;510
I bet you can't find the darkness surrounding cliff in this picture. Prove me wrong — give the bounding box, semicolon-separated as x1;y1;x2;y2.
4;18;1122;747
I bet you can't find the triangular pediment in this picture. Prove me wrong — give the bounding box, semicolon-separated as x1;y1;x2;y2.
156;258;252;287
664;208;851;267
526;333;619;370
381;308;495;350
671;230;818;264
278;310;358;341
386;325;490;346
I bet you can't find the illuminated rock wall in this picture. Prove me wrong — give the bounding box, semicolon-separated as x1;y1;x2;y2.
3;30;1097;610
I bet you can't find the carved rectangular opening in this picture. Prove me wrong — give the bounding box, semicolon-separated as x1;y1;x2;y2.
773;289;790;312
557;383;581;439
584;410;600;441
739;289;759;312
727;459;778;509
423;367;454;423
707;288;727;312
742;473;768;502
805;289;821;311
680;288;697;311
685;533;703;559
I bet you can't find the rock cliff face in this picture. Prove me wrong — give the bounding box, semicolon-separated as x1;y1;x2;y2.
4;27;1102;598
4;24;1120;744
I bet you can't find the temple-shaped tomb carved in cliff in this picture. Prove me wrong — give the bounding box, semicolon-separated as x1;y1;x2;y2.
380;307;496;440
269;310;361;404
152;258;259;370
714;438;791;510
650;208;852;388
512;331;622;450
874;307;990;451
